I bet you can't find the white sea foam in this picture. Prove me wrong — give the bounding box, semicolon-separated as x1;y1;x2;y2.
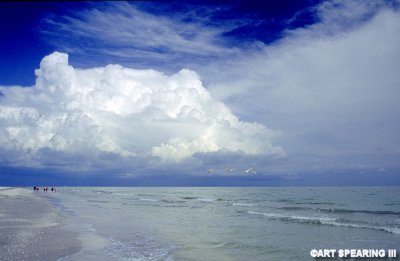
247;211;335;223
139;198;158;202
198;198;215;202
247;211;400;235
113;193;137;196
232;203;255;207
322;220;400;235
105;237;174;261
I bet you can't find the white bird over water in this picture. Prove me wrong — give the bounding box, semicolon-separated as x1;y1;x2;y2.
207;168;215;174
225;168;235;173
245;168;257;174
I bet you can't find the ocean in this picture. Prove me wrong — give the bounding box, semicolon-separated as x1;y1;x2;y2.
41;187;400;261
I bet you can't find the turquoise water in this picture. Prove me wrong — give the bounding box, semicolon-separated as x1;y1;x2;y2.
45;187;400;260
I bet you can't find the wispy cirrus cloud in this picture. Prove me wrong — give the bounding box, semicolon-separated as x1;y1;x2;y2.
41;2;239;71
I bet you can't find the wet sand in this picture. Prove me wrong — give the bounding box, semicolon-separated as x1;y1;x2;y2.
0;187;81;261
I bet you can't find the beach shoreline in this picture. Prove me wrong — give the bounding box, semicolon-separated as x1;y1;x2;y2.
0;187;81;261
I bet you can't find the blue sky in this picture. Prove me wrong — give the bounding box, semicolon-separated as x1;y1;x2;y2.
0;0;400;186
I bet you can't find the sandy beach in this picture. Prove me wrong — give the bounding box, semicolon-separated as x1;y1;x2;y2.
0;187;81;261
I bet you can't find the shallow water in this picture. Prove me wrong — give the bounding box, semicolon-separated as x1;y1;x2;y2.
43;187;400;261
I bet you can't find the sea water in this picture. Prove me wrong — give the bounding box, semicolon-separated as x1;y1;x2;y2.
43;187;400;261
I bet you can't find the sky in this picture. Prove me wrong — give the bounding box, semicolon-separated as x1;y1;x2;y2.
0;0;400;186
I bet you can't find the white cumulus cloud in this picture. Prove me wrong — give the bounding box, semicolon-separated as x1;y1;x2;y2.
0;52;283;168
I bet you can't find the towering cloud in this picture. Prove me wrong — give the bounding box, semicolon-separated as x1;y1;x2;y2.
0;52;283;169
